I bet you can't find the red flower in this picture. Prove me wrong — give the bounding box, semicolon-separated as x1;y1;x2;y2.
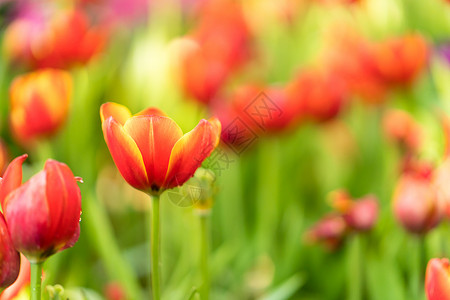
1;155;82;263
304;214;348;250
0;213;20;290
425;258;450;300
100;103;221;194
0;254;30;300
9;69;72;146
393;164;443;234
374;34;429;86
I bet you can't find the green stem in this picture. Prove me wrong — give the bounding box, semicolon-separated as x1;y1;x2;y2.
151;195;161;300
30;262;43;300
347;235;362;300
409;235;424;300
200;215;210;300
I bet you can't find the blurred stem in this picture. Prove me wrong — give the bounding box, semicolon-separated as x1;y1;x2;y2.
83;193;141;299
151;195;161;300
347;235;362;300
30;261;43;300
409;235;424;300
199;214;210;300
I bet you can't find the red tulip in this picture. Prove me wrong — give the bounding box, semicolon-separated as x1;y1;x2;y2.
304;214;347;250
425;258;450;300
0;254;30;300
374;34;429;86
9;69;72;146
1;155;82;263
285;69;347;122
433;114;450;218
393;164;443;234
4;8;107;69
330;190;379;232
100;103;221;194
0;213;20;290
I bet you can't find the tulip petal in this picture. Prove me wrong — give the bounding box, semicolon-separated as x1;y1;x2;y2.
135;107;167;117
0;154;27;210
164;118;221;188
100;102;132;125
425;258;450;300
44;160;81;250
103;117;149;190
123;116;183;188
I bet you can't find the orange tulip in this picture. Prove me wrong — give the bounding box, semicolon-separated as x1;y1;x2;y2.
100;103;221;194
4;8;107;69
374;34;429;86
425;258;450;300
9;69;72;146
382;109;422;154
1;155;82;263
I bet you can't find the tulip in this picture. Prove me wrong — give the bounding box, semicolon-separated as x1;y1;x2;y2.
100;102;221;194
382;109;422;154
101;103;220;300
9;69;72;146
4;8;107;69
433;114;450;218
304;214;348;250
393;164;443;234
0;254;31;300
0;139;9;176
374;34;429;86
285;69;347;122
330;190;379;232
1;155;82;262
425;258;450;300
0;213;20;291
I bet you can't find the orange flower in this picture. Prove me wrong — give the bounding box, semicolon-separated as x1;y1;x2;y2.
9;69;72;146
374;34;429;86
4;9;107;69
425;258;450;300
100;103;221;194
382;109;422;154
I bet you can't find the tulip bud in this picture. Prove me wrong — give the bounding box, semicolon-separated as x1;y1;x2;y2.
425;258;450;300
0;213;20;290
304;214;347;250
9;69;72;146
1;155;82;263
393;167;443;234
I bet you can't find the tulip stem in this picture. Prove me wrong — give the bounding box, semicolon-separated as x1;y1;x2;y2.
151;195;161;300
30;261;43;300
199;214;210;300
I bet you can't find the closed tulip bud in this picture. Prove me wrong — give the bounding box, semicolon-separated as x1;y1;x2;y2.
374;34;428;86
304;214;347;250
9;69;72;146
425;258;450;300
1;155;82;263
100;103;221;195
393;166;443;234
0;213;20;290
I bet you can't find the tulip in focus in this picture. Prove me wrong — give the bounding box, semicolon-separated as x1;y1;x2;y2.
9;69;72;146
393;163;443;234
425;258;450;300
100;103;221;195
0;155;82;263
0;213;20;291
